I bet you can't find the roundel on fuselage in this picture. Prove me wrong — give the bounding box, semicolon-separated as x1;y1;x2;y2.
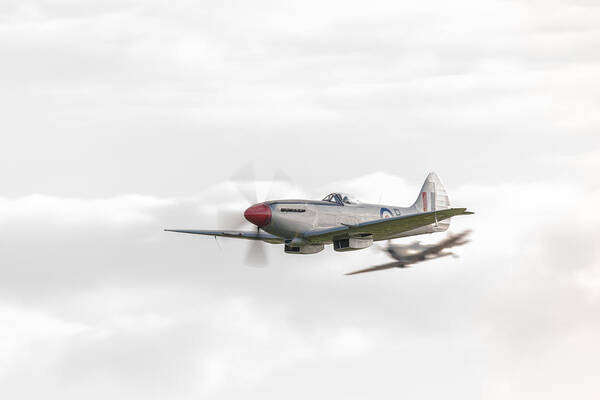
380;207;393;219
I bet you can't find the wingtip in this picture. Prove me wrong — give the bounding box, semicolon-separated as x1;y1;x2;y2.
454;208;474;215
345;269;367;276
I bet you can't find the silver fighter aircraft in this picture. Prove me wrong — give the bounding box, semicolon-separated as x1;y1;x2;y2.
345;229;472;275
166;172;473;259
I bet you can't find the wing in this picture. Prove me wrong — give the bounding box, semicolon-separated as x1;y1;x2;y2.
164;229;284;244
305;208;473;243
345;261;406;275
417;229;472;257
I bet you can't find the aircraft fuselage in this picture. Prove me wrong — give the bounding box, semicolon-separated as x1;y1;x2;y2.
259;199;449;243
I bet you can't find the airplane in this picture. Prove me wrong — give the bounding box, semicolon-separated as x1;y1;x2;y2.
165;172;473;261
345;229;472;275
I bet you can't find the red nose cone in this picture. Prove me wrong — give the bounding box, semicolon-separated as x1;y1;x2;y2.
244;203;272;227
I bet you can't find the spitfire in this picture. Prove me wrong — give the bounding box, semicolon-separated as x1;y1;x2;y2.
345;230;472;275
166;172;473;262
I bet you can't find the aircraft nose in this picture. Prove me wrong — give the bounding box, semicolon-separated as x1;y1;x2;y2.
244;203;272;227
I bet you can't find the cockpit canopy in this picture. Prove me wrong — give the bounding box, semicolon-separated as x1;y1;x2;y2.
322;192;360;205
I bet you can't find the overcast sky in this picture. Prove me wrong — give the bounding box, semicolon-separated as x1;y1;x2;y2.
1;0;599;399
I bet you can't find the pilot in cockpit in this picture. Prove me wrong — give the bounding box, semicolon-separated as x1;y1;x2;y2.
322;192;360;205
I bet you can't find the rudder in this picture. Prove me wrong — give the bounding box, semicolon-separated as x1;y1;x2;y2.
412;172;451;231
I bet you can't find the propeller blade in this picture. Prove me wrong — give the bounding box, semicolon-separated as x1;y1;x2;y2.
225;165;300;268
245;239;268;267
265;169;294;201
245;241;267;266
231;164;258;205
231;165;298;205
217;208;246;229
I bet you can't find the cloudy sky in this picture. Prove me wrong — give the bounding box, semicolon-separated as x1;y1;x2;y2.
1;0;599;398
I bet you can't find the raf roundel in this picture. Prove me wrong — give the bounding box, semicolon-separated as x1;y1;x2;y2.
379;207;394;219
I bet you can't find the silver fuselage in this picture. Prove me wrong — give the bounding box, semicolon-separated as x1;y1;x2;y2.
261;200;449;243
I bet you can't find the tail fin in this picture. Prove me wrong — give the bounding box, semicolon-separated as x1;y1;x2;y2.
412;172;451;231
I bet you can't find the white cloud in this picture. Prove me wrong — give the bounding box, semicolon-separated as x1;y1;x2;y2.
326;327;373;358
0;304;87;377
555;150;600;169
0;194;175;228
0;174;599;399
0;286;378;398
1;0;600;398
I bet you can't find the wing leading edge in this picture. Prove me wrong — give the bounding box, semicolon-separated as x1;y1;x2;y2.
345;261;407;275
164;229;284;244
